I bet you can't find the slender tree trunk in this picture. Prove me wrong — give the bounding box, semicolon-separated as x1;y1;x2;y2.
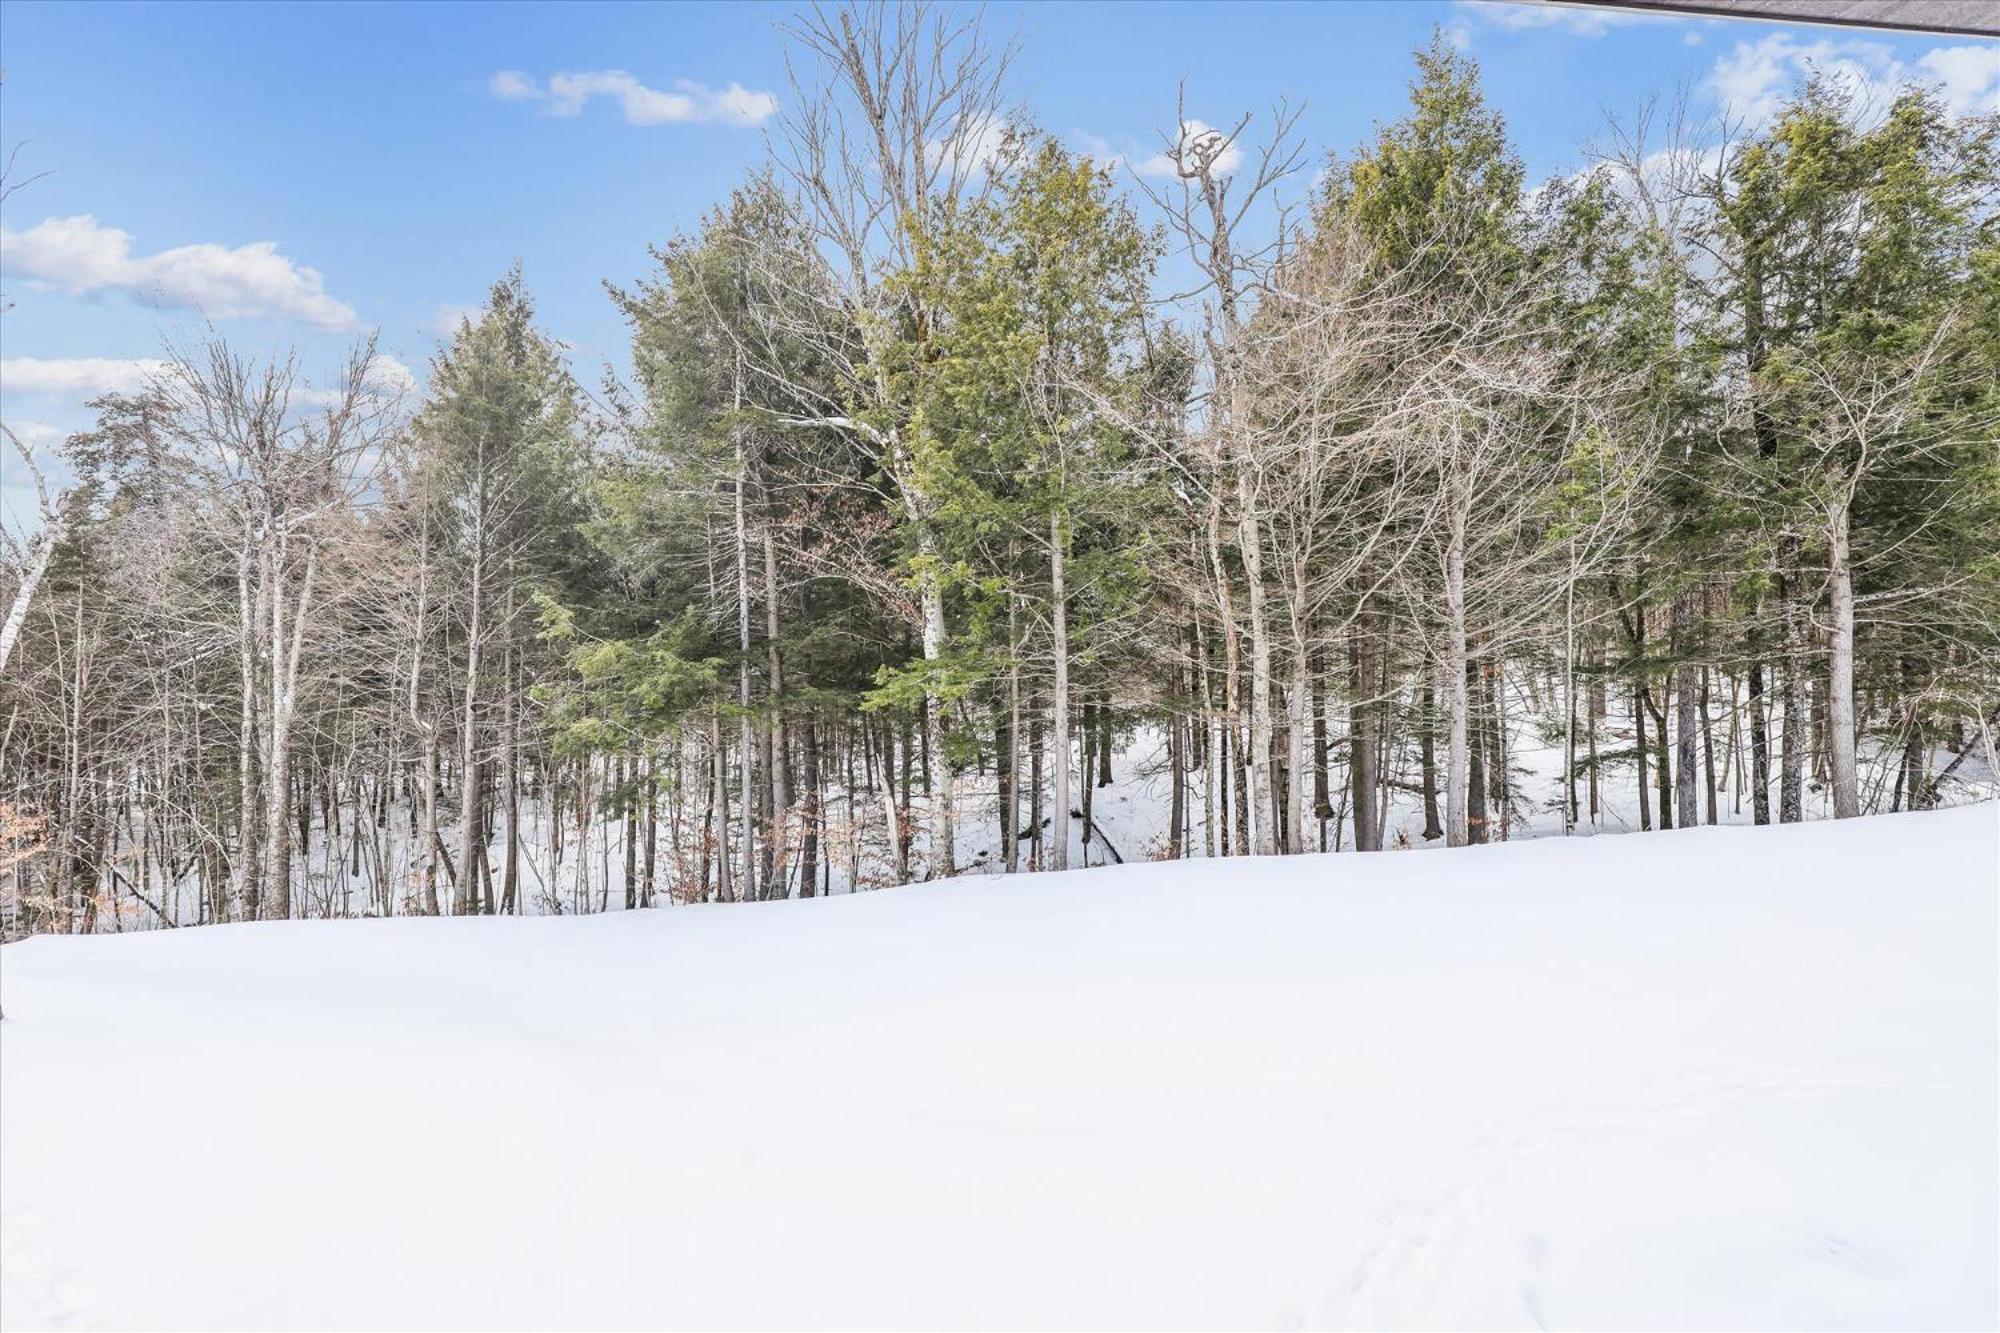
1778;535;1806;823
1443;488;1470;847
1049;512;1071;872
733;461;758;900
1028;700;1044;869
709;710;732;903
1701;666;1719;825
1003;584;1020;874
0;523;61;677
1199;626;1217;858
234;536;260;920
1467;656;1488;846
1489;661;1509;841
457;491;487;915
800;720;820;898
1650;684;1673;831
1168;665;1186;859
500;632;520;915
1350;616;1381;852
1673;588;1700;829
1563;558;1578;834
915;532;955;879
1239;491;1275;856
264;539;315;920
1748;656;1771;825
622;754;638;910
762;525;790;890
1284;655;1307;855
1420;683;1442;842
1310;646;1331;841
1635;679;1653;835
1079;702;1095;868
1827;501;1860;819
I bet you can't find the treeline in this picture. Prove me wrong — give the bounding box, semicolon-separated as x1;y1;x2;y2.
2;8;1995;935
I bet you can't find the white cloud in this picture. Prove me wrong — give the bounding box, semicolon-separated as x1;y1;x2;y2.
1072;132;1128;173
489;69;539;101
1138;120;1245;180
0;216;358;331
1707;33;2000;128
490;69;777;127
1;419;64;449
1;356;170;401
294;353;418;409
361;353;417;396
928;113;1017;176
429;304;482;336
1453;0;1665;38
1917;45;2000;119
3;352;414;422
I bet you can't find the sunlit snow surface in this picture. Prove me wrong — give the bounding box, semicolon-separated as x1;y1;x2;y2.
3;804;1995;1329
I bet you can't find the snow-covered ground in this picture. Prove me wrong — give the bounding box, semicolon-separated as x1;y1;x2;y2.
2;804;1995;1330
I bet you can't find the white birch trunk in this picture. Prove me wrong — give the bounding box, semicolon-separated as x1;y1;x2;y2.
1444;492;1471;848
1827;500;1860;819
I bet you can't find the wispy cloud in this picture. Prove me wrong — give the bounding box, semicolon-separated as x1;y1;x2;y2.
1;353;414;411
293;353;417;409
1453;0;1669;39
490;70;778;127
1707;32;2000;127
1916;45;2000;119
1137;120;1245;180
1071;132;1128;173
1;356;171;401
0;216;358;331
928;113;1018;176
428;304;483;336
0;419;65;450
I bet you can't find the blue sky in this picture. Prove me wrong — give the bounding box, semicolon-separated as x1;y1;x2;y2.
2;0;1996;523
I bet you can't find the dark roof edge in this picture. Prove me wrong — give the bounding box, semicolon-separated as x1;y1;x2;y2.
1561;0;2000;39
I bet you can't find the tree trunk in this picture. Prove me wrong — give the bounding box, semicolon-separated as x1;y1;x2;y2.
1239;487;1275;856
1747;656;1771;825
709;710;732;903
1443;501;1470;848
733;464;758;900
234;536;260;920
500;635;520;915
1778;535;1806;823
916;533;955;879
264;539;315;920
1419;684;1442;842
1168;668;1186;859
1199;625;1218;858
1049;512;1071;872
456;495;487;915
0;521;61;677
1467;656;1488;846
1284;657;1307;855
800;719;821;898
1673;588;1700;829
1827;501;1860;819
1349;620;1381;852
1701;666;1719;826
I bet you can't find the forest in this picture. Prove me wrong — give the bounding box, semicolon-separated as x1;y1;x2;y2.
2;4;1996;935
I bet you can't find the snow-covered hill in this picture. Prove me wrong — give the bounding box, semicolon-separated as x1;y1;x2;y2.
2;805;1995;1330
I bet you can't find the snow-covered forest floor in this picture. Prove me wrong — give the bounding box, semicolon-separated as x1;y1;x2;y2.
3;802;1994;1330
62;702;2000;926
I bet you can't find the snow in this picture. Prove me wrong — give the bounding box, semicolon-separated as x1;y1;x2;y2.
89;695;2000;921
3;804;1995;1330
